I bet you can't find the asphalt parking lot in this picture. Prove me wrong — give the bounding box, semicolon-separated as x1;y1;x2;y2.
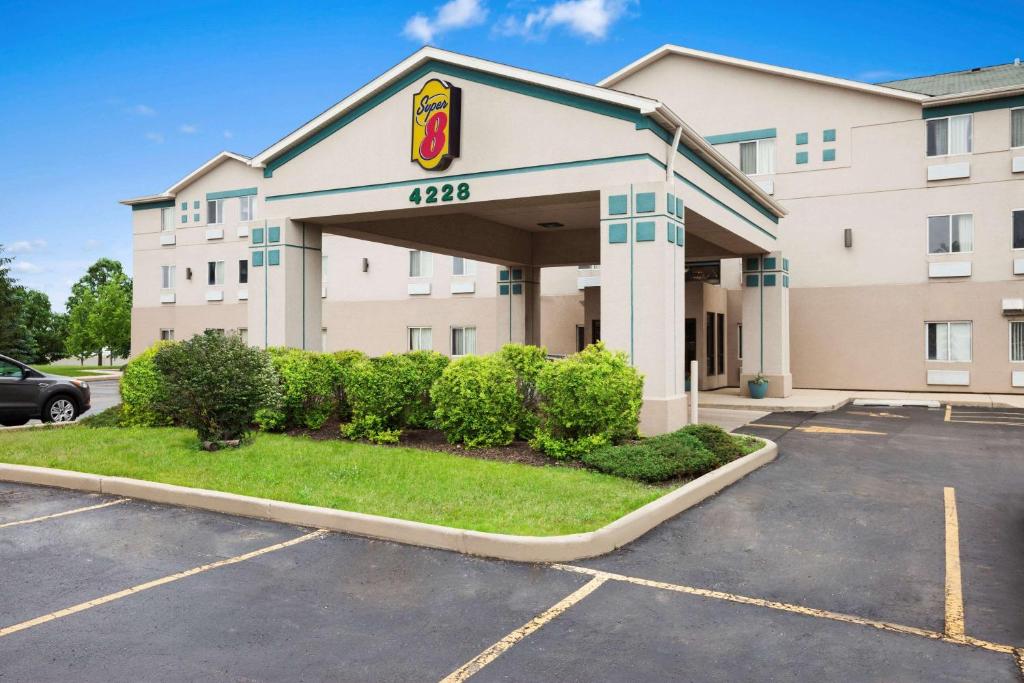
4;378;121;429
1;404;1022;681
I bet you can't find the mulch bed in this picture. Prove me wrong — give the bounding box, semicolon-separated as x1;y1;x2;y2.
285;419;583;469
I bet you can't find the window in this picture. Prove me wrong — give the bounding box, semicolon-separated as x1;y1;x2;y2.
717;313;725;375
206;199;224;224
237;328;248;344
1012;108;1024;148
409;327;432;351
739;139;775;175
409;250;432;277
927;214;974;254
706;313;715;370
160;265;175;289
239;195;256;221
926;322;972;362
576;325;586;352
238;259;248;284
451;326;476;356
452;257;476;276
207;260;225;286
159;329;174;341
927;114;972;156
737;323;743;360
160;207;173;231
1014;210;1024;250
205;328;225;335
1012;321;1024;362
0;359;22;378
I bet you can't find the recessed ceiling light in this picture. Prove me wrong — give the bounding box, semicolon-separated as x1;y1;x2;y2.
537;221;564;228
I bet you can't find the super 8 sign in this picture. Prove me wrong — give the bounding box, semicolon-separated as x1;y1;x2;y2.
411;79;462;171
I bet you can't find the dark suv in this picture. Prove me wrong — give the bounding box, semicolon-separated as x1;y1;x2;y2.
0;354;91;426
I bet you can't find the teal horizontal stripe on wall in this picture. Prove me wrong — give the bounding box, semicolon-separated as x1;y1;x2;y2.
131;200;175;211
206;187;259;200
705;128;777;145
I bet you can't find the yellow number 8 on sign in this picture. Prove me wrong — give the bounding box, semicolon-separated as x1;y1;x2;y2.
411;79;461;171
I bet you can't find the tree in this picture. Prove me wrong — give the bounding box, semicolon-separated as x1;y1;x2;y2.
0;245;31;360
16;288;67;363
66;258;133;364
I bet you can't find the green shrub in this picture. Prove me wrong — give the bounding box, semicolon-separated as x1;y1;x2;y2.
497;343;548;440
80;404;123;428
402;350;450;428
256;348;342;431
680;423;748;461
531;342;644;459
120;341;175;427
333;350;368;421
431;355;521;448
582;432;716;482
153;331;282;443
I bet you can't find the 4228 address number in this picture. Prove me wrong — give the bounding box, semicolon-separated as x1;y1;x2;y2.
408;182;470;205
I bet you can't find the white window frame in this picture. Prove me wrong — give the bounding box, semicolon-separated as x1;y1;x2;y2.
160;265;175;290
1011;107;1024;150
1010;321;1024;362
207;260;225;286
926;114;973;157
409;250;433;278
926;213;974;255
159;328;174;341
408;326;433;351
206;198;224;225
1013;208;1024;251
925;321;973;363
160;207;174;231
237;328;248;344
238;258;248;284
239;195;256;222
738;138;775;175
451;326;476;356
451;256;476;276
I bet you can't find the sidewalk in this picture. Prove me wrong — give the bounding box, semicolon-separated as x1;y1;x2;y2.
699;387;1024;412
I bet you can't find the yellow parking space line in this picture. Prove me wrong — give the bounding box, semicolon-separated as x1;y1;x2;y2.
1014;648;1024;677
0;529;327;639
795;425;885;435
746;423;792;429
944;487;965;642
440;576;606;682
951;410;1024;417
945;405;952;422
949;418;1024;427
551;564;1018;657
0;498;129;529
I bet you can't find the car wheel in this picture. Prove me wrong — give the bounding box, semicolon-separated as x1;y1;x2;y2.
0;416;30;427
42;396;78;423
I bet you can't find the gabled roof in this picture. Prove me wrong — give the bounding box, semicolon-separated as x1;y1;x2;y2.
599;44;929;103
120;151;250;205
249;46;783;217
881;61;1024;96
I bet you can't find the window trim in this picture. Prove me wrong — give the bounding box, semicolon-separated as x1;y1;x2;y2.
160;265;175;290
1011;107;1024;150
409;250;433;278
450;325;476;357
925;321;973;363
408;326;433;352
1011;321;1024;363
207;260;225;286
159;328;175;341
926;114;973;158
239;195;256;222
160;207;174;232
926;213;975;255
238;258;249;285
1012;208;1024;252
451;256;476;276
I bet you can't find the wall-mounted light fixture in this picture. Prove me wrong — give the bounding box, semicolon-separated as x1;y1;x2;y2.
844;228;853;248
362;257;369;273
186;267;193;280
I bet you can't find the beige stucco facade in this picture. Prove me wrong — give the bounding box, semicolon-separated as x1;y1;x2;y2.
125;45;1024;433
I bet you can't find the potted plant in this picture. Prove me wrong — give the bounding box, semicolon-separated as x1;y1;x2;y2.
748;372;769;399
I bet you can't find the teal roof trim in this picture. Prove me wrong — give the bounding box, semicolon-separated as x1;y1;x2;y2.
206;187;258;200
923;93;1024;119
705;128;777;145
131;200;175;211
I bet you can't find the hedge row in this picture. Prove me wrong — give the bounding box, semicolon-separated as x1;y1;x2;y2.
119;337;644;455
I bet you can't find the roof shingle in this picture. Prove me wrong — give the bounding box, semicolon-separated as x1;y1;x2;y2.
880;61;1024;96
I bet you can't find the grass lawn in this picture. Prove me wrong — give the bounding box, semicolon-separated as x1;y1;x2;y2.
30;365;120;377
0;426;667;536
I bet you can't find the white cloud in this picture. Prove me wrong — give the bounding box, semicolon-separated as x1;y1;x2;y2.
145;131;165;144
223;130;234;139
8;239;47;253
179;123;199;134
403;0;487;43
130;103;157;116
12;261;44;274
497;0;630;41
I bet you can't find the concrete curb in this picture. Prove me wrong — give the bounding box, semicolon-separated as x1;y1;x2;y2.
0;438;777;562
77;374;121;382
701;395;1023;413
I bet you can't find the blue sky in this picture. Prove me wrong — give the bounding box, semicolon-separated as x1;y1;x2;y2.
1;0;1021;309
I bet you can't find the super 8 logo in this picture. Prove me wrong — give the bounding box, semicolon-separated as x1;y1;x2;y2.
411;79;461;171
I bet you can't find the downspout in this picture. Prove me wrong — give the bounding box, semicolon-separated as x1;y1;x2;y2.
666;124;683;183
